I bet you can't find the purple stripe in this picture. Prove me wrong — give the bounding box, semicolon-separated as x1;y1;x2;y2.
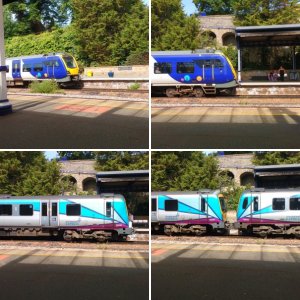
61;224;128;230
238;217;300;224
161;218;221;225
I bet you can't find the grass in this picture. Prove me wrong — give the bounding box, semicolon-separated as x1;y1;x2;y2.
128;82;141;90
29;80;63;94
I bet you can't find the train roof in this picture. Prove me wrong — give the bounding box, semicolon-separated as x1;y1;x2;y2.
243;188;300;194
6;53;72;60
152;190;220;196
152;49;223;56
0;194;124;200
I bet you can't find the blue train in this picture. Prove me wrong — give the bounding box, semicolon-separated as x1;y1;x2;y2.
6;53;80;86
151;50;238;97
151;191;228;235
0;194;133;242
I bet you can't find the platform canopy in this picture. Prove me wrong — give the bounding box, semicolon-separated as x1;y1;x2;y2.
96;170;149;193
236;24;300;48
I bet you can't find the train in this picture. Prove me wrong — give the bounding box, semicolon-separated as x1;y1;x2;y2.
0;194;133;242
151;190;228;235
151;49;238;97
5;53;80;86
234;189;300;238
152;189;300;238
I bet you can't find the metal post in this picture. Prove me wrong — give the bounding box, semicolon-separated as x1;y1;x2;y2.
237;48;242;82
0;2;12;114
292;46;296;70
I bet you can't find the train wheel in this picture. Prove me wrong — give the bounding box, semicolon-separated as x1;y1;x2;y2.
194;88;204;98
63;232;73;242
165;88;177;97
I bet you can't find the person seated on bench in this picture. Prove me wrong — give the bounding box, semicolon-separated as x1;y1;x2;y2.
268;70;278;81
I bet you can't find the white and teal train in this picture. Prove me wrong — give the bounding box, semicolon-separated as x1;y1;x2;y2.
0;194;133;242
234;189;300;237
151;191;228;235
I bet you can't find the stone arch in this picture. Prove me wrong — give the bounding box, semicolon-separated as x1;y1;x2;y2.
220;170;235;180
222;32;236;46
202;30;217;41
82;177;97;192
240;172;255;187
61;175;77;192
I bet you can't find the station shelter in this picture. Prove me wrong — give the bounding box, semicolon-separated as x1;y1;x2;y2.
254;164;300;189
235;24;300;82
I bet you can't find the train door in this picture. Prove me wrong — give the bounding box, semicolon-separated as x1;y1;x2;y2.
41;201;50;227
50;201;59;227
12;60;21;80
250;193;260;222
200;194;208;222
151;196;158;222
105;197;114;229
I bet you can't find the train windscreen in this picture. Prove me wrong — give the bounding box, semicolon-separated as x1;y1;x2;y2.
63;56;77;68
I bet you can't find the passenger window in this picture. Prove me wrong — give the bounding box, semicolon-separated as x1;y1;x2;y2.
165;199;178;211
0;204;12;216
214;59;224;67
42;203;47;216
272;198;285;210
20;204;33;216
177;62;194;74
66;204;81;216
242;197;248;209
253;197;259;211
201;197;206;212
52;203;58;216
154;63;172;74
33;63;43;72
23;64;31;72
106;202;112;217
290;197;300;210
152;198;157;211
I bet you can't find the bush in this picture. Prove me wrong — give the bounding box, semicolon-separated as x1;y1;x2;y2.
128;82;141;90
30;80;63;94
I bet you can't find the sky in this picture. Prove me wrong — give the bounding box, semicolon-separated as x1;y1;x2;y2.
182;0;198;15
45;151;58;160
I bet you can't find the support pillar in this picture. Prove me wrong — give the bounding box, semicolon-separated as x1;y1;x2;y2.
0;3;12;115
237;47;242;82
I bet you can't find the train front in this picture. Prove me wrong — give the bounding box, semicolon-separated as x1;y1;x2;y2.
61;54;80;81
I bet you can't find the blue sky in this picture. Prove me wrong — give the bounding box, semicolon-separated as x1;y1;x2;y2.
45;151;58;160
182;0;198;15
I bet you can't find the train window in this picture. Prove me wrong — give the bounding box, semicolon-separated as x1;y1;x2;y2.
272;198;285;210
253;197;259;211
13;64;20;73
152;198;157;211
42;203;47;216
66;204;81;216
106;202;112;217
213;59;224;67
44;60;60;67
63;56;76;68
242;197;248;209
201;197;206;212
219;197;227;212
52;203;58;216
0;204;12;216
154;63;172;74
177;62;194;74
165;199;178;211
290;198;300;210
6;66;9;73
33;63;43;72
23;64;31;72
20;204;33;216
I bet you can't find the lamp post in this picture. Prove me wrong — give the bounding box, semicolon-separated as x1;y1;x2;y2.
0;1;12;114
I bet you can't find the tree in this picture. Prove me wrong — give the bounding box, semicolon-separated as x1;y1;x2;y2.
252;152;300;165
72;0;148;66
95;152;149;171
57;152;96;160
193;0;234;15
152;0;201;50
0;152;70;196
233;0;300;26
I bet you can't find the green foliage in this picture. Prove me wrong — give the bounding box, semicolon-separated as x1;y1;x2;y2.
125;52;149;65
57;152;96;160
193;0;234;15
128;83;141;90
152;0;201;50
95;152;149;171
219;45;238;69
0;152;69;196
72;0;149;66
252;152;300;165
30;80;63;94
233;0;300;26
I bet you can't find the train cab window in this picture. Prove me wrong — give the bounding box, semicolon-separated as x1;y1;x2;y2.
272;198;285;210
213;59;224;67
201;197;206;212
165;199;178;211
106;202;112;217
52;203;58;216
290;198;300;210
0;204;12;216
242;197;248;209
219;196;227;212
177;62;194;74
20;204;33;216
253;197;259;211
152;198;157;211
63;56;76;68
23;64;31;72
154;63;172;74
33;63;43;72
66;204;81;216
